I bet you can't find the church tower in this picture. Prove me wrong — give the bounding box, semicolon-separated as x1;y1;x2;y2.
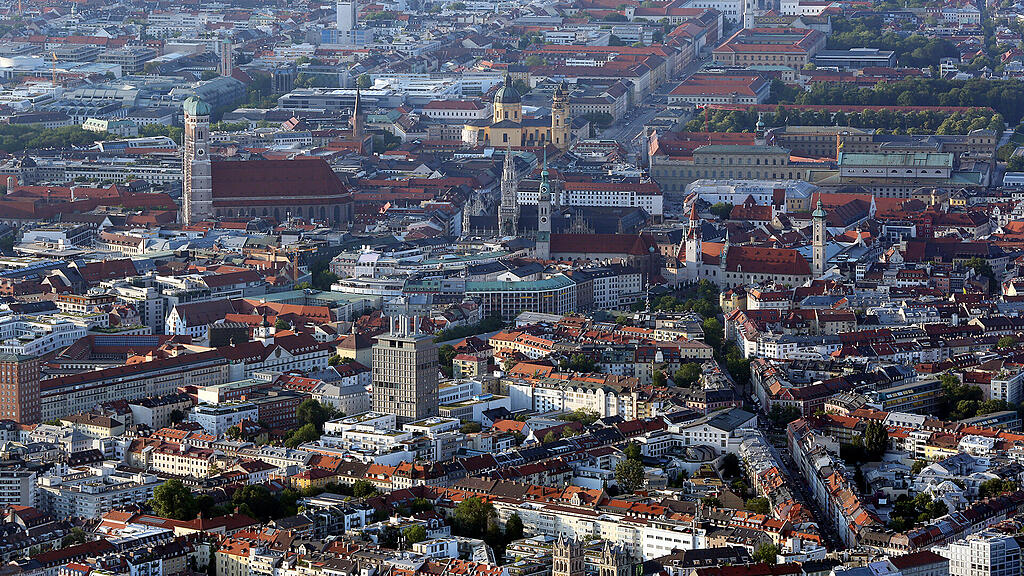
536;153;552;260
462;196;473;237
685;204;702;265
552;535;584;576
743;0;758;28
498;145;519;236
351;85;363;140
812;199;826;277
551;82;570;150
182;95;212;225
255;312;276;345
598;541;634;576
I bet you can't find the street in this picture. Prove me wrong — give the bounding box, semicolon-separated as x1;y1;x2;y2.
769;434;845;549
597;56;710;161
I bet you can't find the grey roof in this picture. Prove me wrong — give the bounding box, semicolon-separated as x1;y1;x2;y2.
705;408;756;432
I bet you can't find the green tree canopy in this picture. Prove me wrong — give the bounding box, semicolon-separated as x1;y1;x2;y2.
452;497;497;535
674;363;702;387
864;421;889;460
753;543;780;565
505;513;525;541
615;458;645;493
709;203;733;220
623;442;643;461
746;497;771;515
403;525;428;545
352;480;378;498
150;479;197;520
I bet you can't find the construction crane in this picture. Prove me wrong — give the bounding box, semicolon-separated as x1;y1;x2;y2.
51;52;57;85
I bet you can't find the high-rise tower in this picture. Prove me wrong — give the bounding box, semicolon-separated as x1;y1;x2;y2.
498;145;519;236
218;39;233;77
182;95;212;225
0;354;39;425
536;152;552;260
551;82;570;150
371;316;438;425
337;0;356;32
812;199;826;277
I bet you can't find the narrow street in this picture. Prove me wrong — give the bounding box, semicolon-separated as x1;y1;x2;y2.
768;433;845;550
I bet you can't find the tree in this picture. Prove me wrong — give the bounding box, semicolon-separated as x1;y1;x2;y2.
864;421;889;460
559;408;600;425
523;55;545;67
703;318;724;350
939;373;984;419
357;74;372;89
62;527;88;546
746;497;771;515
560;353;598;373
701;496;721;507
673;363;702;387
505;513;524;541
768;405;801;428
232;484;282;521
226;425;242;440
453;497;497;536
310;258;339;291
623;442;643;461
296;399;336;433
911;460;927;474
352;480;378;498
170;409;185;424
752;543;779;565
709;202;733;220
460;421;482;433
403;525;428;545
283;423;319;448
410;498;434;513
720;453;742;478
379;525;400;548
328;354;342;366
652;370;667;387
998;336;1017;349
275;318;290;330
438;344;457;378
542;431;559;443
433;314;504;342
979;478;1019;498
615;458;645;493
150;479;198;520
962;257;996;293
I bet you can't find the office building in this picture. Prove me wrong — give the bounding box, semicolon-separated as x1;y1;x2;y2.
937;532;1021;576
0;354;40;425
372;316;438;425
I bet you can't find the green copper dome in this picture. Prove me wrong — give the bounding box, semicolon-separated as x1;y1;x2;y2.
183;95;211;117
812;199;826;218
493;74;521;105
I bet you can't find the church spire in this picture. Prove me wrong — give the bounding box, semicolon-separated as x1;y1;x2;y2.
351;84;363;140
498;144;519;236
